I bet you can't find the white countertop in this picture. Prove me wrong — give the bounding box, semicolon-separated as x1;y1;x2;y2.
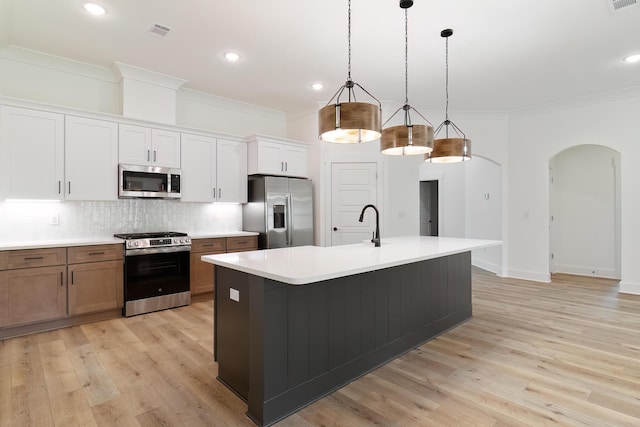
0;231;258;251
201;236;502;285
189;231;259;239
0;237;124;251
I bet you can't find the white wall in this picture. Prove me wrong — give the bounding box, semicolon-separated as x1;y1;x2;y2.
549;145;620;279
0;45;287;138
508;88;640;293
466;157;502;273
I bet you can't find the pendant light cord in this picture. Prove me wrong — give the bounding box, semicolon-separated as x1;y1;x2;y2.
404;9;409;105
347;0;352;81
444;34;449;121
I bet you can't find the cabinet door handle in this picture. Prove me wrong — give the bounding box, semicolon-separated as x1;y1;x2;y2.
213;188;216;199
147;150;151;161
24;256;44;261
281;161;284;171
285;162;288;172
218;188;222;199
154;150;157;162
68;181;71;194
58;181;61;194
88;252;105;256
71;271;75;285
60;272;63;286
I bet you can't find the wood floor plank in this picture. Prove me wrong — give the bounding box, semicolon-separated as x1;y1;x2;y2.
0;268;639;426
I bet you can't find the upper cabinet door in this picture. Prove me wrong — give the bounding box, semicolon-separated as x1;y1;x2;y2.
0;106;64;200
151;129;181;168
181;133;216;202
118;124;180;168
255;140;285;175
217;139;247;203
65;116;118;201
118;123;152;165
282;144;308;178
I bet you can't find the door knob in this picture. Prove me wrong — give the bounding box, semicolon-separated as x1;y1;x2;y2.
333;227;339;231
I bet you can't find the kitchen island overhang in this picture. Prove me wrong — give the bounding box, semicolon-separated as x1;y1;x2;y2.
202;236;501;426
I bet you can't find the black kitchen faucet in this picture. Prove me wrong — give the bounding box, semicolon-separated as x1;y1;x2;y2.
359;204;381;247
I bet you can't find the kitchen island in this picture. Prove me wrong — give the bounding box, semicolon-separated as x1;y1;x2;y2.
202;236;501;426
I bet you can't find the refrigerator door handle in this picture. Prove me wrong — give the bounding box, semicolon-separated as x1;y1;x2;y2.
286;193;292;246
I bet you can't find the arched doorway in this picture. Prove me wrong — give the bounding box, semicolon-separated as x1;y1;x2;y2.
549;145;621;279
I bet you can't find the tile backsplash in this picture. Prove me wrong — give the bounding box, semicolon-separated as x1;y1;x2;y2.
0;200;242;242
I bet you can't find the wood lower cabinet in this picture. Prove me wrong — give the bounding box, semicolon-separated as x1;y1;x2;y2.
0;247;67;328
226;236;259;253
67;244;123;315
190;238;226;295
190;236;258;296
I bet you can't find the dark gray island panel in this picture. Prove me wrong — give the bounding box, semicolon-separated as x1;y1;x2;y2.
215;251;472;426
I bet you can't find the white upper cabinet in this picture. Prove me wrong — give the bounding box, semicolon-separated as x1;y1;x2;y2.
216;138;247;203
65;116;118;201
181;133;247;203
119;123;181;168
180;133;216;202
246;135;309;178
0;106;65;200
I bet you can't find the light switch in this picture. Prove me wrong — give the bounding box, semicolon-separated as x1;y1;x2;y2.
230;288;240;302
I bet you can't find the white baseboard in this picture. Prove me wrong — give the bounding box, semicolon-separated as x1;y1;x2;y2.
620;281;640;295
471;259;500;275
503;269;551;283
553;264;618;279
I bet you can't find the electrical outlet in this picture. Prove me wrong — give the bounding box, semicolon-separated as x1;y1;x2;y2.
50;214;59;225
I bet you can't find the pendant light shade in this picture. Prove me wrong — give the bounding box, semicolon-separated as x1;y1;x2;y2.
381;1;433;156
319;100;381;144
318;0;381;144
425;29;471;164
381;123;433;155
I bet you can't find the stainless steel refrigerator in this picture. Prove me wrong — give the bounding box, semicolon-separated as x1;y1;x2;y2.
243;176;314;249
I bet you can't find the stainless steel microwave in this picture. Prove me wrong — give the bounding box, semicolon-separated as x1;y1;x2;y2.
119;164;182;199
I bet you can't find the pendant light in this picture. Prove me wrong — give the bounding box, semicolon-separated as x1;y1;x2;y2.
425;29;471;163
381;0;433;156
318;0;382;144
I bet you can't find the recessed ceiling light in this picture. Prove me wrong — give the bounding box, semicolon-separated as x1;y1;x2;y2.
82;2;107;16
311;83;324;91
623;54;640;64
224;52;240;62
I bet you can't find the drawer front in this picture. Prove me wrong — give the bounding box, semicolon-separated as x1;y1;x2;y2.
192;238;226;254
226;236;258;252
6;247;67;269
68;244;124;264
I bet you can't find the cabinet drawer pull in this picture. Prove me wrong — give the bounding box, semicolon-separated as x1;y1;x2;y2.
236;241;248;245
71;271;75;285
24;256;44;261
202;244;215;247
60;271;63;286
88;252;105;255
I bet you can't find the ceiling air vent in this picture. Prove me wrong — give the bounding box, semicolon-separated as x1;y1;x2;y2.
147;23;172;37
606;0;638;14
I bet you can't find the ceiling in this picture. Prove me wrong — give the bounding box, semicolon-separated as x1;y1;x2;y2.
1;0;639;117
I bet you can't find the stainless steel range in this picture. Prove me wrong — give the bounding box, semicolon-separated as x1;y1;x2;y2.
114;231;191;317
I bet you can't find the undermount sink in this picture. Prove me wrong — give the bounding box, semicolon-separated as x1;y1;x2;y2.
361;239;390;245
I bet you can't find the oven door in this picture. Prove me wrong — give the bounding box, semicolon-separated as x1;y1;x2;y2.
124;247;190;302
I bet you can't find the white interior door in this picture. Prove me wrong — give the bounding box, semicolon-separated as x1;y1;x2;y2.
330;162;377;246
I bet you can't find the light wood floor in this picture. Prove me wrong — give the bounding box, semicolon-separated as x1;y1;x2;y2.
1;269;639;426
